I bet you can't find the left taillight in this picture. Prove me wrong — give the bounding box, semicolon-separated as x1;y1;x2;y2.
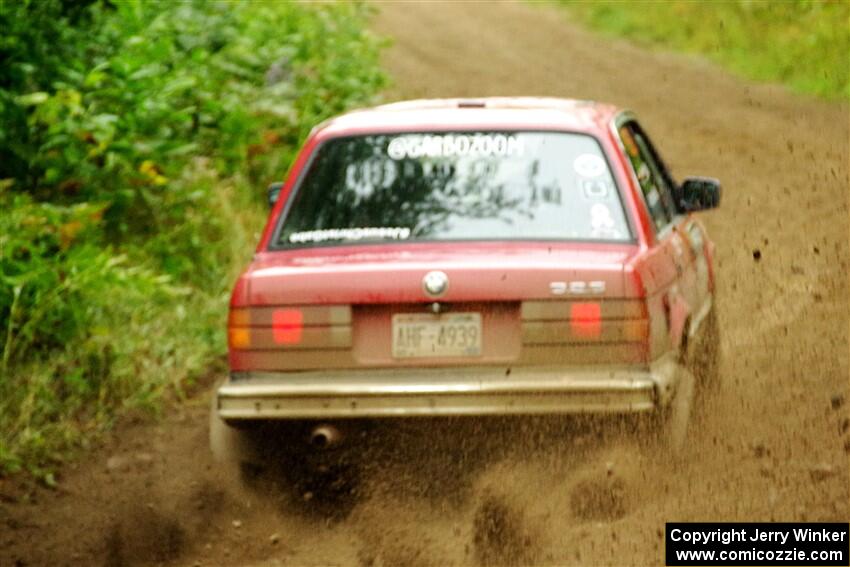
228;308;252;349
271;308;304;345
227;305;351;350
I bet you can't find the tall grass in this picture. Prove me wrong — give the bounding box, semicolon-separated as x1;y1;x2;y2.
559;0;849;100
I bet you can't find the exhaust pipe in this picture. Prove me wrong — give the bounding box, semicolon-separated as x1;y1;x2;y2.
310;424;342;449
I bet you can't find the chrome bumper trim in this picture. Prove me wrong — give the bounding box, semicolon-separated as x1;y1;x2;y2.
216;362;676;420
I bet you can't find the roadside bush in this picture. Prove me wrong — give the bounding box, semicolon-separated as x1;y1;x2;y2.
0;0;385;479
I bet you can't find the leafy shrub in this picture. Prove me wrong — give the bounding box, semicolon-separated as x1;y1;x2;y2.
0;0;385;479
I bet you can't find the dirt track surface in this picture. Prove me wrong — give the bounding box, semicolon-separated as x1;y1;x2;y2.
2;2;848;566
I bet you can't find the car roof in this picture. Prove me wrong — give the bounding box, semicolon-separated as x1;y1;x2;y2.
313;97;622;138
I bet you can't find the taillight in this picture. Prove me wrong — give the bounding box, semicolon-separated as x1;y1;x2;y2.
622;319;649;341
570;302;601;338
228;308;251;349
272;308;303;345
227;305;351;352
228;327;251;349
521;299;648;345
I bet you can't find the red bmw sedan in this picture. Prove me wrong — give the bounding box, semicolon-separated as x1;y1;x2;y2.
212;97;721;471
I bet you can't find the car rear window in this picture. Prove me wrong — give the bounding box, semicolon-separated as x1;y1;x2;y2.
273;131;631;249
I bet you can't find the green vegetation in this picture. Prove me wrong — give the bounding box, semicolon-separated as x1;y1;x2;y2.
0;0;385;481
559;0;850;100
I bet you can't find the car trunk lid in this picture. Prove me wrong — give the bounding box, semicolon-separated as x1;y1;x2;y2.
244;242;638;304
229;242;647;371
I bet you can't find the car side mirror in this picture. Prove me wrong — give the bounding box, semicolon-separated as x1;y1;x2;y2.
678;177;721;212
267;182;284;209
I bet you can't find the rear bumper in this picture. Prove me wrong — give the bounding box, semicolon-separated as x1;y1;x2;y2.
216;358;679;420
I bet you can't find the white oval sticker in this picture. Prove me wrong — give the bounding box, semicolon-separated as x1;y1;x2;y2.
574;153;606;177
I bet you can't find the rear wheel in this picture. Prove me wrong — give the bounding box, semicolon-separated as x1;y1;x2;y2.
691;307;721;391
654;365;697;454
646;306;720;455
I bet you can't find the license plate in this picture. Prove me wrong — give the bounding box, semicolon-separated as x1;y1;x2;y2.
392;312;482;359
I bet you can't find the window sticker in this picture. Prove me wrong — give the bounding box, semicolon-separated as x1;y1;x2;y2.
573;153;606;177
582;179;610;199
289;227;411;244
387;134;524;160
590;204;622;239
590;203;615;230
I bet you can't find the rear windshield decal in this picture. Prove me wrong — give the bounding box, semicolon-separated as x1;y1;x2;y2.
387;134;524;160
289;227;412;244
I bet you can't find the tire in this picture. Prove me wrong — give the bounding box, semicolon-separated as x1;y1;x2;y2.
648;306;719;456
656;364;697;455
691;307;721;391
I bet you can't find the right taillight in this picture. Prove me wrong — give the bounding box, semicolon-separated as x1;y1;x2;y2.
521;299;648;344
622;318;649;341
570;302;602;338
